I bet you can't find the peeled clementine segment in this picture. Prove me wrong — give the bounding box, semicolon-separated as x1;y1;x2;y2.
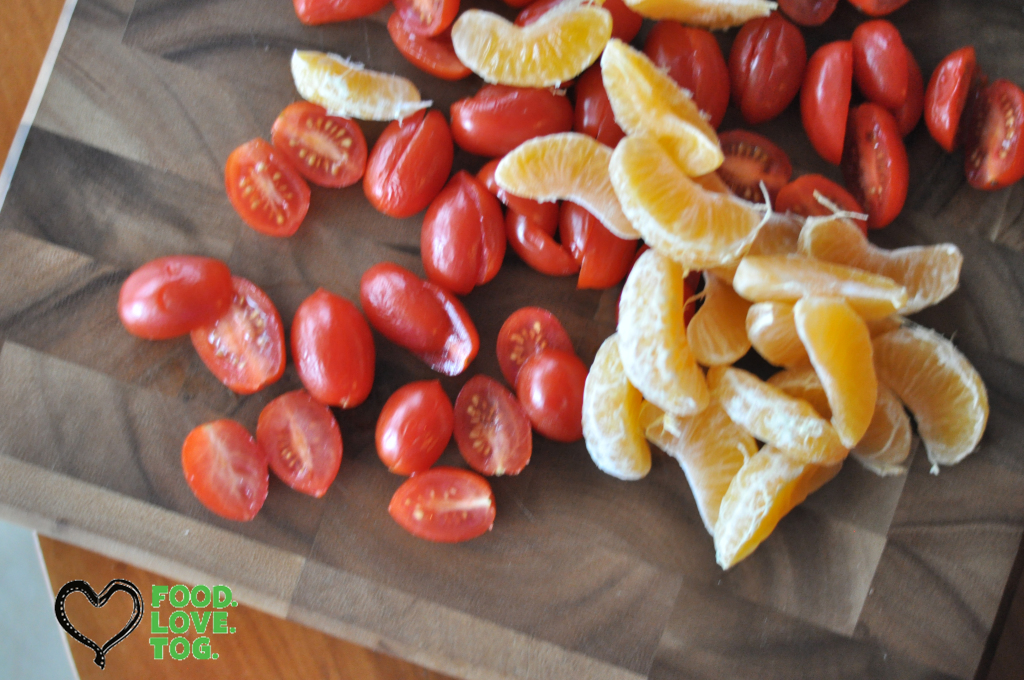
711;212;802;285
610;134;767;270
495;133;637;239
582;333;652;480
291;51;430;121
707;365;847;466
746;302;809;368
766;366;831;416
798;216;963;314
687;272;752;366
732;255;909;320
600;39;723;176
866;315;904;337
624;0;773;29
693;171;731;194
451;7;612;87
618;248;710;417
873;325;988;471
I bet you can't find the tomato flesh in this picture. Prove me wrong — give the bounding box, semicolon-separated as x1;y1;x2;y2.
388;467;496;542
963;79;1024;191
841;103;909;229
364;110;453;218
846;0;912;16
393;0;458;37
892;50;923;136
387;14;470;81
182;420;268;522
729;12;806;125
573;64;625;148
454;375;532;475
257;390;342;498
924;46;979;153
225;138;310;237
558;202;636;289
376;380;454;475
716;130;793;203
271;102;366;189
119;256;233;340
775;174;867;234
515;349;587;443
496;306;574;386
852;20;909;111
643;22;729;129
292;0;391;24
802;41;853;165
450;85;573;158
477;159;558;226
506;208;580;278
777;0;837;26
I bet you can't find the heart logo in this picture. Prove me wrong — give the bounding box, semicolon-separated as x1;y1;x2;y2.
54;579;144;669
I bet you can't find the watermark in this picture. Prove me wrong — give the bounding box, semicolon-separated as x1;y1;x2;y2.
150;584;238;661
54;579;143;669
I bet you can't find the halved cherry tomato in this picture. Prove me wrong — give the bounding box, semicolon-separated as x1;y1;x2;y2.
515;349;587;442
225;138;310;237
257;390;342;498
845;0;912;16
802;41;853;164
501;0;532;8
496;306;574;386
293;0;391;24
963;79;1024;191
924;46;979;153
376;380;454;475
388;467;496;542
364;110;453;218
182;419;268;522
360;262;479;376
852;20;909;111
729;12;806;125
119;256;233;340
716;130;793;203
643;22;729;129
506;209;580;278
777;0;837;26
387;14;471;81
454;375;532;475
573;65;625;148
892;49;923;136
421;171;506;295
841;103;909;229
271;102;366;189
190;276;285;394
292;288;376;408
558;202;636;289
515;0;641;42
477;159;558;226
775;174;867;234
393;0;458;36
450;86;573;158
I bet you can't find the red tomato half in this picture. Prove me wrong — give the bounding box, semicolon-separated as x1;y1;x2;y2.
924;46;979;153
191;277;285;394
558;202;636;289
777;0;837;26
271;102;367;188
387;14;471;81
257;390;342;498
182;419;268;522
775;174;867;234
496;306;574;386
360;262;479;376
515;0;641;42
450;86;573;158
573;64;625;148
364;110;453;218
841;103;909;229
388;467;496;542
643;22;729;129
802;41;853;165
729;12;806;125
376;380;454;475
119;256;233;340
454;375;532;475
716;130;793;203
506;209;580;278
963;79;1024;191
515;349;587;442
225;138;310;237
477;159;558;225
852;20;909;111
293;0;390;24
393;0;458;36
292;289;376;408
892;49;923;136
846;0;912;16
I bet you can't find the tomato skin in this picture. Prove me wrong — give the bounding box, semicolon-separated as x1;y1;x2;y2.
924;46;978;153
643;22;729;129
376;380;454;475
388;467;496;542
364;110;453;218
257;390;342;498
963;79;1024;191
716;130;793;203
802;41;853;165
477;159;558;226
558;202;636;289
892;50;923;136
515;0;641;42
775;174;867;234
729;12;806;125
271;102;367;189
292;289;376;408
360;262;479;376
777;0;837;26
845;0;912;17
450;86;573;158
496;306;574;386
421;171;506;296
119;256;233;340
852;20;909;111
393;0;458;37
387;14;471;81
225;138;310;237
515;349;587;443
292;0;391;24
841;103;909;229
454;375;532;475
506;209;580;278
573;65;625;148
182;419;268;522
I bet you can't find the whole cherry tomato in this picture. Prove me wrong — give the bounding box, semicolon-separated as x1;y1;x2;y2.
182;419;268;522
376;380;454;475
271;102;367;188
388;467;496;542
802;41;853;164
387;14;471;81
450;86;573;158
496;306;575;386
729;12;806;125
852;20;909;111
845;0;912;16
364;109;453;218
642;22;729;129
515;349;587;442
924;46;979;153
573;65;625;148
775;174;867;234
225;138;310;237
841;103;909;229
477;159;558;225
292;288;376;408
393;0;458;37
119;256;233;340
421;171;506;295
558;202;636;289
292;0;390;24
360;262;479;376
892;50;923;136
777;0;837;26
257;390;342;498
962;79;1024;191
515;0;641;42
506;208;580;277
716;130;793;203
454;375;532;475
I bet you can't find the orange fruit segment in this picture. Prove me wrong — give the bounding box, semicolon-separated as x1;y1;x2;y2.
687;272;752;366
291;50;430;121
451;6;612;87
711;212;803;285
623;0;773;29
746;302;809;368
495;132;637;239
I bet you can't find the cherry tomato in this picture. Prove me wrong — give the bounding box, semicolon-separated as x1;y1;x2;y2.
506;208;580;278
716;130;793;203
777;0;837;26
360;262;479;376
477;159;558;226
924;46;979;153
802;41;853;165
501;0;532;8
182;419;268;522
119;256;233;340
364;109;453;218
729;12;806;125
225;138;310;237
292;288;376;408
190;276;285;394
558;202;636;289
388;467;496;542
515;349;587;442
515;0;641;42
852;20;909;111
845;0;912;16
270;102;366;189
775;174;867;234
496;306;575;386
963;79;1024;191
387;14;471;81
292;0;390;24
454;375;532;475
257;390;342;498
892;49;923;136
393;0;458;37
376;380;454;475
450;86;573;158
841;103;909;229
573;64;625;148
642;22;729;129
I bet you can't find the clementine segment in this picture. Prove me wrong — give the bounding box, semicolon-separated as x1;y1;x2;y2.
745;302;809;368
711;212;802;285
687;272;752;366
623;0;773;29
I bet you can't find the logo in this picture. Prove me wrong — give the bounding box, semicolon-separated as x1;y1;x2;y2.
54;579;144;669
149;583;239;661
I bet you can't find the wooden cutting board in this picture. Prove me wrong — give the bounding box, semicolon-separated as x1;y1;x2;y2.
1;0;1022;677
